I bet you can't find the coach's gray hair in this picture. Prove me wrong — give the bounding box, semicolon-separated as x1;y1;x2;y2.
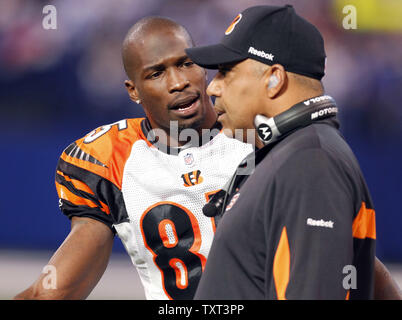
288;72;324;93
252;59;323;92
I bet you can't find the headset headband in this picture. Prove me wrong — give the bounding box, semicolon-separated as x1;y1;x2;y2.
254;95;338;146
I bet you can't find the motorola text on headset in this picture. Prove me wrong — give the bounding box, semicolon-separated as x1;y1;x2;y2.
202;94;338;218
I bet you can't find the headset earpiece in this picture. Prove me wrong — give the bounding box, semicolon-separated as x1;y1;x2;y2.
268;74;279;89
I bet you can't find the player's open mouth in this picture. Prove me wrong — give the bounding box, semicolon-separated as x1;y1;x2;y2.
169;94;200;116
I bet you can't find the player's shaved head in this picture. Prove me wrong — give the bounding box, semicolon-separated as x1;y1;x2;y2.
122;16;215;138
122;16;194;81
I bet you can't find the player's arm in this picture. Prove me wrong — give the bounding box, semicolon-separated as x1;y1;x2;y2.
14;216;114;300
374;257;402;300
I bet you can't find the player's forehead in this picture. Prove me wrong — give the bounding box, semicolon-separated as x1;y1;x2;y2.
133;28;192;71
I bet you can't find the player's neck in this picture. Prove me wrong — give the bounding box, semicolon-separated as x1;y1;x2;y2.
144;116;219;149
165;119;219;148
167;104;217;147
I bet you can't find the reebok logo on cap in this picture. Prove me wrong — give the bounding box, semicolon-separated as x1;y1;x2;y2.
248;46;274;61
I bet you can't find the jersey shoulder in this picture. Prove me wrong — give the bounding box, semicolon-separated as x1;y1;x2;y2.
59;118;148;188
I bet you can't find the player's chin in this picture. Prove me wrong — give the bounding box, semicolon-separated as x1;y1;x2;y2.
175;112;205;130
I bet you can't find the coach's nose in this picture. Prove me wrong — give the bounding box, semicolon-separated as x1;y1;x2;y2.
206;75;222;98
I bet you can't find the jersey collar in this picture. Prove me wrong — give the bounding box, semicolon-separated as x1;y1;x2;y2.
140;118;223;155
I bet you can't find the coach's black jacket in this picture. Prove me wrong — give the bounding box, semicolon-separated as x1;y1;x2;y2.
195;118;376;300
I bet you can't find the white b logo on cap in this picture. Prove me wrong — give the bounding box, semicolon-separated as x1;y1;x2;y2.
225;13;242;35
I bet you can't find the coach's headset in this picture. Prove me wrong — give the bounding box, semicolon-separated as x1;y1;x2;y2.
203;87;339;218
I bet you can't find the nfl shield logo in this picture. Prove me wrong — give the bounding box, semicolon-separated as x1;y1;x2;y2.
184;153;194;166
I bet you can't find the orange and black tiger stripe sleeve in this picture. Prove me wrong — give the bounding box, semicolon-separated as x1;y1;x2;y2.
55;118;145;232
55;154;129;233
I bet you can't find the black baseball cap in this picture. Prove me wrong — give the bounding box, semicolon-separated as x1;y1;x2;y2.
186;5;326;80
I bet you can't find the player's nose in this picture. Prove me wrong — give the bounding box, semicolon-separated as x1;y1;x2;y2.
167;69;190;93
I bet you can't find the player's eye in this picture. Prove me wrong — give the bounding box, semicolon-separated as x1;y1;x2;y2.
148;71;163;79
179;60;194;68
183;61;194;67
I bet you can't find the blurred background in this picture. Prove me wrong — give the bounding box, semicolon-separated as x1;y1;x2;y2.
0;0;401;299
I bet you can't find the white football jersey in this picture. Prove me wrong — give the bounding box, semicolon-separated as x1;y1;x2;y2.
55;118;253;299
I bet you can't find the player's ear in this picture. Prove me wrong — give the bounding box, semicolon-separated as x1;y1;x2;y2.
125;80;141;105
263;64;286;99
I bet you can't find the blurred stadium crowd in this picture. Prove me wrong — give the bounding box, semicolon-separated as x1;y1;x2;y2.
0;0;401;261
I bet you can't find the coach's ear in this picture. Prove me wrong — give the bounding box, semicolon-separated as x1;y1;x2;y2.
263;64;286;99
125;80;141;105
